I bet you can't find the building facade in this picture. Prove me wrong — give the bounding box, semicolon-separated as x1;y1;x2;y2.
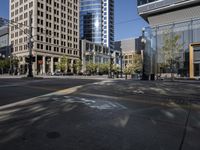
0;26;10;57
80;0;114;51
114;38;142;69
80;39;110;73
9;0;80;75
137;0;200;78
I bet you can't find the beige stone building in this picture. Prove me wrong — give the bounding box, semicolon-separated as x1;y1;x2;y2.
9;0;80;75
80;39;110;73
115;38;142;68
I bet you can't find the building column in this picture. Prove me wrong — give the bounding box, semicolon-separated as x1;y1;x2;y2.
82;54;86;73
93;55;95;64
42;56;46;74
57;57;61;72
71;59;74;73
51;56;54;75
34;55;38;75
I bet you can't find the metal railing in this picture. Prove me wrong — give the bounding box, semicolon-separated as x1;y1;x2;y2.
138;0;196;14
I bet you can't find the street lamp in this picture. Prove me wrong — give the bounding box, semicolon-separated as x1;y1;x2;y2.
141;27;147;80
8;55;12;75
27;13;34;78
119;52;124;78
108;51;113;78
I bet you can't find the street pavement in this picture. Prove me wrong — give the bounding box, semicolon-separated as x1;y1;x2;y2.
0;78;200;150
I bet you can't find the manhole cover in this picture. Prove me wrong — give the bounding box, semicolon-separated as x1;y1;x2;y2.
46;131;61;139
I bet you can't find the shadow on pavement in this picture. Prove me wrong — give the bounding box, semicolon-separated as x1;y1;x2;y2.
0;80;199;150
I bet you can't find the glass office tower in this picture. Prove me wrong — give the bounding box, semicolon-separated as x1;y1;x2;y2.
137;0;200;78
80;0;114;50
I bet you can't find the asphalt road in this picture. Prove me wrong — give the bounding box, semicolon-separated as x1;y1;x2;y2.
0;78;99;106
0;78;200;150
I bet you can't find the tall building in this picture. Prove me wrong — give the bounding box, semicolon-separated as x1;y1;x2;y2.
80;0;114;51
9;0;80;75
137;0;200;78
0;26;10;57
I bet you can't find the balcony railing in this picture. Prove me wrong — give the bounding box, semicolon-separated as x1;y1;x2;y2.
138;0;197;14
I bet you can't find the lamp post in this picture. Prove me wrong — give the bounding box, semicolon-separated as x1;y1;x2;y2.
108;51;113;78
8;55;11;75
9;44;13;75
141;27;147;80
119;52;124;78
27;13;34;78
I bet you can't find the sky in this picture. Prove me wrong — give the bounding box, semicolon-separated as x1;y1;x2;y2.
0;0;148;41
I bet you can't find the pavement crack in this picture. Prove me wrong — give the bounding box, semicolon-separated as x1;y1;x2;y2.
178;101;192;150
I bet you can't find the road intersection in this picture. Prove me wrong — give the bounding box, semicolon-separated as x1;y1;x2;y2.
0;78;199;150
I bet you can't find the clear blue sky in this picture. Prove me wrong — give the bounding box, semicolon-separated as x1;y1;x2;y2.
0;0;148;41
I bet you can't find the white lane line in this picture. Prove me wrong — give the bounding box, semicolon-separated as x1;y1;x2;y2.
77;92;178;108
60;95;127;110
0;85;84;111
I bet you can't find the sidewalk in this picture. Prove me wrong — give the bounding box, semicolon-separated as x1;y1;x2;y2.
0;74;25;79
0;74;125;80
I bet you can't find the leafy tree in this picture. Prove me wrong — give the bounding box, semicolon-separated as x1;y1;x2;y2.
0;58;10;74
160;31;183;79
123;65;132;75
131;54;142;73
123;54;142;75
86;62;97;74
98;63;109;74
73;59;82;74
112;64;120;74
0;60;5;74
56;55;69;73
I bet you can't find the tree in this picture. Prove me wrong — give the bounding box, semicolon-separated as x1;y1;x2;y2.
12;57;19;74
123;54;142;75
86;62;97;75
98;63;109;75
73;59;82;74
0;58;10;74
0;60;5;74
160;31;183;79
56;55;69;73
112;64;120;74
122;54;142;79
131;54;143;73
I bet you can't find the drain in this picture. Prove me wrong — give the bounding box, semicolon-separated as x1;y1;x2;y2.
46;131;61;139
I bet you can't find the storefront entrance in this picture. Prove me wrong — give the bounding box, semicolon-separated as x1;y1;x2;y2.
189;43;200;78
194;63;200;76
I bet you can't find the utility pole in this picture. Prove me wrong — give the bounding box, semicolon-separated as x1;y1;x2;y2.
27;13;33;77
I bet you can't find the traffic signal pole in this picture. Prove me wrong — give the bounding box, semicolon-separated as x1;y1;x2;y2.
27;13;33;77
